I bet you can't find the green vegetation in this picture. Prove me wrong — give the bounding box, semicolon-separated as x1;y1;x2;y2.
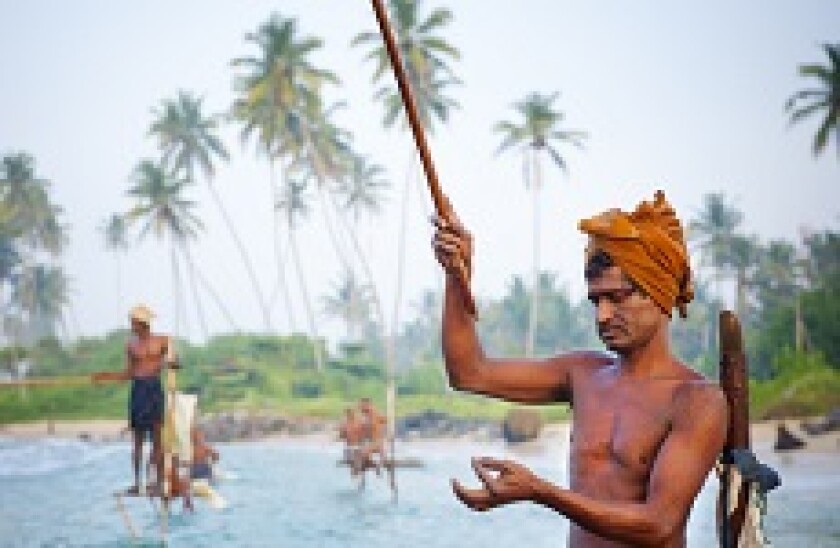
0;332;571;424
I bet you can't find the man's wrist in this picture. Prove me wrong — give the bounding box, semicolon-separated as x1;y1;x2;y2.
529;476;555;507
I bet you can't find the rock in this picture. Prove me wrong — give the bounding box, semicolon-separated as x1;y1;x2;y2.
395;410;499;440
774;423;806;452
502;408;542;443
800;407;840;436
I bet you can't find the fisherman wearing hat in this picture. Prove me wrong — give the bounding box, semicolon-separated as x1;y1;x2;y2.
94;304;177;496
433;191;728;546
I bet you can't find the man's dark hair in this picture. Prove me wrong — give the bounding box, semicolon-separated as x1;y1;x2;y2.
584;249;645;294
584;249;615;281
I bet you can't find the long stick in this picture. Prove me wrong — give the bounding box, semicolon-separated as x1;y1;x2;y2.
368;0;477;317
0;376;121;388
718;310;750;548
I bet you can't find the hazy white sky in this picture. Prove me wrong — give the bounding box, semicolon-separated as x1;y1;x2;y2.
1;1;838;343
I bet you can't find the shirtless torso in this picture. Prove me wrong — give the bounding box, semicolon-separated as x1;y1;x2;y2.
126;334;169;378
432;204;727;547
567;356;715;547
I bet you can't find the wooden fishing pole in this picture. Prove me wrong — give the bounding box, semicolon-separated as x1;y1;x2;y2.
718;310;750;548
368;0;477;318
0;375;122;388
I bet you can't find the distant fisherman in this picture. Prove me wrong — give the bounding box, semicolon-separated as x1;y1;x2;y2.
358;398;388;476
94;304;177;496
339;407;365;477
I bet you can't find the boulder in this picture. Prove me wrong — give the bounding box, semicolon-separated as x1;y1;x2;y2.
502;408;542;443
774;423;806;452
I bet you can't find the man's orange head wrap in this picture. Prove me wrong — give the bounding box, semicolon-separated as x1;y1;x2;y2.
578;190;693;318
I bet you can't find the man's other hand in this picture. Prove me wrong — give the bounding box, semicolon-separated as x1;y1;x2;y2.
452;457;541;512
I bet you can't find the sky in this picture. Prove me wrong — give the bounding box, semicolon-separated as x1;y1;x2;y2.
1;0;838;344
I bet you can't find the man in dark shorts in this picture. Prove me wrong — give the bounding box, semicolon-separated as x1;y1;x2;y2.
94;304;176;496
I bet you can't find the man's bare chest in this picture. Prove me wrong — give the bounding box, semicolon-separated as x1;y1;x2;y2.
129;338;164;363
571;382;678;478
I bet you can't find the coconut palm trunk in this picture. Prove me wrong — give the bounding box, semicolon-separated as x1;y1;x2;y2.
270;157;297;332
187;255;240;332
526;149;543;357
206;181;272;330
170;240;182;337
180;242;209;339
286;225;324;372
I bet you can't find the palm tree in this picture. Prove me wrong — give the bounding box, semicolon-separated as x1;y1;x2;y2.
494;92;587;357
322;269;374;342
753;239;808;351
126;159;202;337
11;264;69;342
1;152;67;352
0;200;22;342
149;90;272;330
339;154;389;224
294;102;356;272
1;153;66;256
333;153;391;360
688;193;744;294
232;13;339;329
351;0;461;131
726;234;761;323
276;177;323;371
786;43;840;157
99;213;129;318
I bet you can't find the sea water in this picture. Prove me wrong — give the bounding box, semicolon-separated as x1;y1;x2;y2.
0;436;837;547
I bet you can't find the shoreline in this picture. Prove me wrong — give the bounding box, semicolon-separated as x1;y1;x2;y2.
1;418;838;455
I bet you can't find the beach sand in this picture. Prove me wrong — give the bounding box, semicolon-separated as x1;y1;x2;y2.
0;419;129;440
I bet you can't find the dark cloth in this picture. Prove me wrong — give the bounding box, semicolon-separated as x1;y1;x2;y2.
129;376;163;434
191;462;212;480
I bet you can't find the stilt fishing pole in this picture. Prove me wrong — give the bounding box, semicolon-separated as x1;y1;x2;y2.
367;0;477;317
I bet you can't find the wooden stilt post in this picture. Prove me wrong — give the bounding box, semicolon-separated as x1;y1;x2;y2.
718;310;750;548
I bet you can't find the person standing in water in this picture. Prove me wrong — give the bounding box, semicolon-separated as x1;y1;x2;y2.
94;304;177;496
339;407;365;476
358;397;388;476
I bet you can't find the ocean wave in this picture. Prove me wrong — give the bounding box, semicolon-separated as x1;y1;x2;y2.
0;438;121;477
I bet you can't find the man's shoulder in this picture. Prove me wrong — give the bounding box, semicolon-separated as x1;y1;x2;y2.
671;375;727;425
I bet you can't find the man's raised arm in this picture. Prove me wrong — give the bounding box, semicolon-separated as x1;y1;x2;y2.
433;201;593;404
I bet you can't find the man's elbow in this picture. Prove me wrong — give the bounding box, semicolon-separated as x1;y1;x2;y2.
443;357;481;393
632;517;680;547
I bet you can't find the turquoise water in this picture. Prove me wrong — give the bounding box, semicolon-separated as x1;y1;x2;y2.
0;437;836;547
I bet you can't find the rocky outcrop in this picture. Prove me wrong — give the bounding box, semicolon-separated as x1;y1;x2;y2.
395;410;500;441
197;412;334;442
801;408;840;436
502;408;542;443
774;423;806;452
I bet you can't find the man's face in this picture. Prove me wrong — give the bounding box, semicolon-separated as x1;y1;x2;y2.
586;266;664;354
130;318;148;336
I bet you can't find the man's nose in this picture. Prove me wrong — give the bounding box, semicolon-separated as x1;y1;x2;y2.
596;298;616;324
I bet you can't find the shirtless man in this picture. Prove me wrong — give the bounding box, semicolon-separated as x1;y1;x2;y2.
94;304;176;496
358;398;388;475
433;191;727;547
339;407;365;476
